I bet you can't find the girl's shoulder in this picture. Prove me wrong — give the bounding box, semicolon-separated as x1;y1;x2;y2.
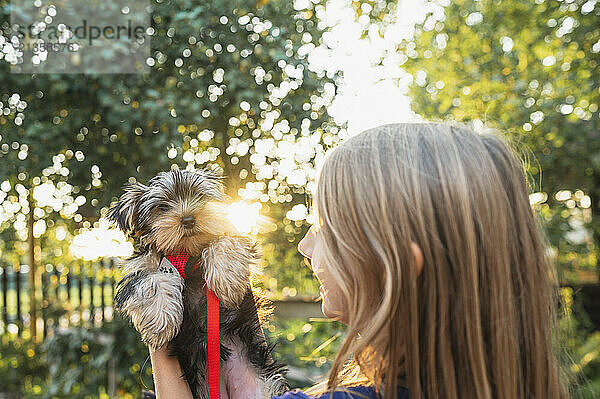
273;385;409;399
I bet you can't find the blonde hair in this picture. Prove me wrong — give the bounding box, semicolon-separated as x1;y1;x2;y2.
310;122;570;398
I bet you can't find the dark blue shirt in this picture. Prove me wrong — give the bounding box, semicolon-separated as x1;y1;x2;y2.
272;385;410;399
141;384;410;398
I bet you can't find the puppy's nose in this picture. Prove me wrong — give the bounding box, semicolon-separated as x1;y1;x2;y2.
182;216;195;229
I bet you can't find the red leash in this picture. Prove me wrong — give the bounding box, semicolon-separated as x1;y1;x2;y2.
206;287;220;399
164;253;220;399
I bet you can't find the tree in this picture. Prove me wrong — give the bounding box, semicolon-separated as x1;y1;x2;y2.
0;0;339;341
396;0;600;282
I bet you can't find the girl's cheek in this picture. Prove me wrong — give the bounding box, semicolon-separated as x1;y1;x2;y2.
310;240;323;277
310;236;348;322
321;284;346;322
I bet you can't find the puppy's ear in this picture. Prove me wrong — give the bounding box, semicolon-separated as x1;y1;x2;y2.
107;183;148;235
198;167;226;201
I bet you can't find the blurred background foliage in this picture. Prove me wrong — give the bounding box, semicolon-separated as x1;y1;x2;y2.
398;0;600;280
0;0;599;397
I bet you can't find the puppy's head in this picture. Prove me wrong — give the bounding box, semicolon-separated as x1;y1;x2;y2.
108;168;232;254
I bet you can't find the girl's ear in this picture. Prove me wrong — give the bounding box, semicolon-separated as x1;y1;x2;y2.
107;183;148;235
410;241;424;276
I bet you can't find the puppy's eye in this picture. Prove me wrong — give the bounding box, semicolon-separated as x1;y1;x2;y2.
156;204;170;212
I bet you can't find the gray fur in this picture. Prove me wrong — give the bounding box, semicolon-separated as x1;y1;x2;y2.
121;270;184;351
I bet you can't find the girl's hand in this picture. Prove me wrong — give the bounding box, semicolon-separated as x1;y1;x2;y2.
149;344;193;399
150;340;267;399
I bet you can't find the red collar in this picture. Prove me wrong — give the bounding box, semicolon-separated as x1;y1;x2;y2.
162;253;200;279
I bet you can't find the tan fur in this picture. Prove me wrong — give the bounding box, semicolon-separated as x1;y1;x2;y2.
148;211;197;254
202;236;259;309
197;202;238;236
146;201;237;254
121;269;184;351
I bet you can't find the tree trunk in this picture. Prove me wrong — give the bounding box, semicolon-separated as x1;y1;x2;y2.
28;188;37;342
590;175;600;282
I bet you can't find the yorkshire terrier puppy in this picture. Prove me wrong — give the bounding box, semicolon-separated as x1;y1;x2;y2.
107;168;287;398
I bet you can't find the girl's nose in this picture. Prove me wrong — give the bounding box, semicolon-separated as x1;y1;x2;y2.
298;226;316;259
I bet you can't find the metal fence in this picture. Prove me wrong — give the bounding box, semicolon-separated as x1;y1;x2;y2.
0;257;325;342
2;257;599;342
0;258;118;340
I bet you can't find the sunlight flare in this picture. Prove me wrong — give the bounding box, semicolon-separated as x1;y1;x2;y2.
226;201;263;235
70;219;134;260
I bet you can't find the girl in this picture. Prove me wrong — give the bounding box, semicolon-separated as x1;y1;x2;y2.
149;122;571;398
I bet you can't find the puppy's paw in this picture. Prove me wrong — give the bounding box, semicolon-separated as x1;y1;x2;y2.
117;271;184;351
202;236;259;309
